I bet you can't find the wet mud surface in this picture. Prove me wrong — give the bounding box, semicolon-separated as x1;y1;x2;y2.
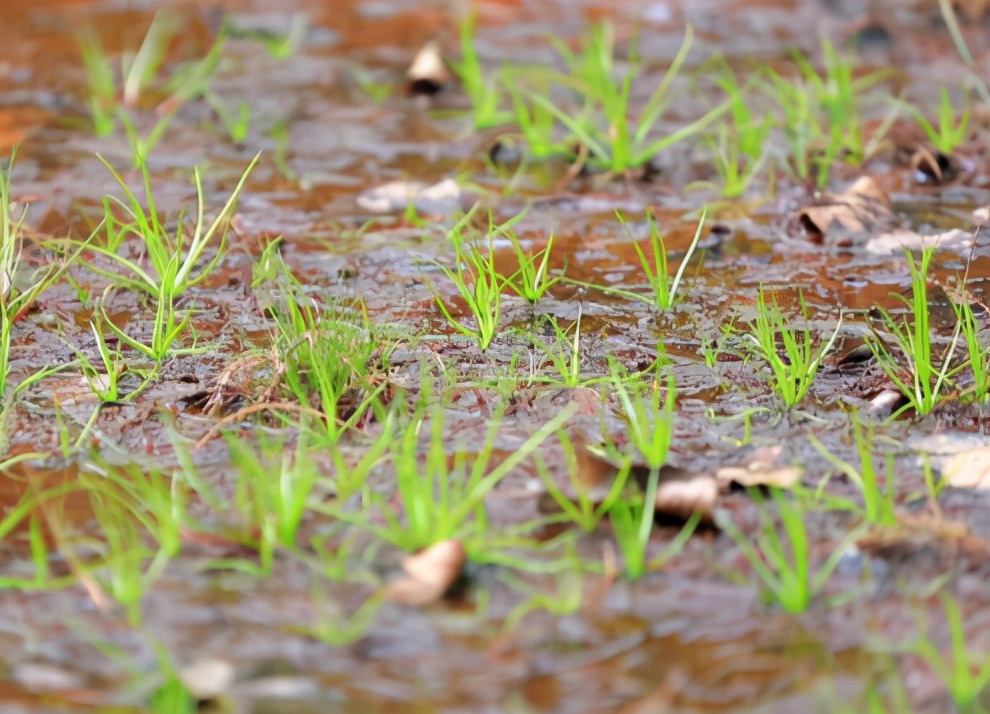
6;0;990;712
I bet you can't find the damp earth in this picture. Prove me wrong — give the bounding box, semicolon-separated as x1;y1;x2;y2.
5;0;990;712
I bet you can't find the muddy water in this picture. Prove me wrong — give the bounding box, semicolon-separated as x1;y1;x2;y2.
5;0;990;712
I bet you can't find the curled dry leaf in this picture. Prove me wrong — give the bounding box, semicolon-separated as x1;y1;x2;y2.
796;176;891;246
407;40;450;96
386;539;466;606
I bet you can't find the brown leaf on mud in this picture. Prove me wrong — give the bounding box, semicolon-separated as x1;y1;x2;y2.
857;512;990;565
942;447;990;489
715;445;802;490
535;444;717;523
407;40;450;95
652;466;718;523
355;178;467;215
796;176;891;246
386;539;466;606
864;228;976;256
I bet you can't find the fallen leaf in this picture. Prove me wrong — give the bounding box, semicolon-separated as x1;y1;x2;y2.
178;659;236;700
716;464;802;489
355;178;466;215
536;444;717;524
910;146;956;185
796;176;891;246
715;444;802;490
653;466;718;522
864;228;976;256
407;40;449;95
386;539;466;606
857;512;990;565
942;447;990;489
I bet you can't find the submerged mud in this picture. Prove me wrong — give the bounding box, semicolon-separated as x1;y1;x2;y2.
4;0;990;712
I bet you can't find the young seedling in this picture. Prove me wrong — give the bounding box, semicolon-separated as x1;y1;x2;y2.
502;230;564;306
503;68;565;159
76;11;229;162
362;392;575;552
432;213;507;351
0;150;93;405
534;429;628;532
600;360;694;579
716;488;856;613
225;429;323;575
570;210;706;311
809;414;897;526
269;262;382;430
450;14;512;129
955;295;990;402
902;87;971;156
907;592;990;711
205;92;252;143
534;24;729;174
867;247;961;416
610;495;700;580
743;287;842;408
83;152;258;364
529;311;584;387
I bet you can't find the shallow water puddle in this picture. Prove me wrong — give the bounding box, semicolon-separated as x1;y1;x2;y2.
4;0;990;712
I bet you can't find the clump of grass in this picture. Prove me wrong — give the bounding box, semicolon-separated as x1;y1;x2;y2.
763;37;891;185
76;11;232;161
570;210;706;311
705;68;772;197
268;262;384;430
502;230;564;306
600;360;700;579
742;287;841;408
0;150;92;408
533;24;728;174
867;247;961;416
717;488;856;613
907;592;990;711
955;294;990;403
81;152;258;365
528;312;584;387
358;388;576;553
902;87;971;156
534;429;627;533
809;414;897;526
451;14;512;129
431;213;507;350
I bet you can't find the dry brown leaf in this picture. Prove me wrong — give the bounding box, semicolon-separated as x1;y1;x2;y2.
864;228;975;256
796;176;891;246
942;447;990;489
355;178;465;215
714;444;802;490
386;539;465;606
857;512;990;564
407;40;450;95
536;445;717;523
653;466;718;523
716;465;802;489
